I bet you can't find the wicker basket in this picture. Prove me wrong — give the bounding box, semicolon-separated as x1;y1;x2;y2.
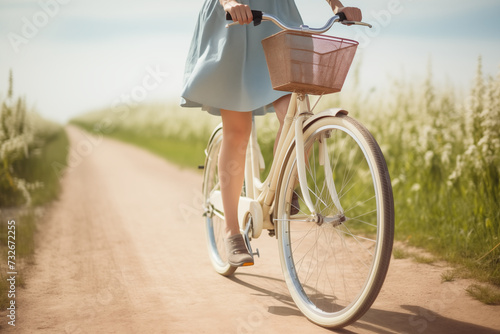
262;31;358;95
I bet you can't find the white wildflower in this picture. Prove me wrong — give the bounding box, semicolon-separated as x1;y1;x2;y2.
441;143;452;166
463;144;483;172
448;154;464;184
477;76;500;165
424;150;434;167
13;177;32;206
392;177;400;187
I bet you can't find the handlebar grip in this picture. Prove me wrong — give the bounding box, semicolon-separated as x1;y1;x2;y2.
337;12;347;21
225;10;263;26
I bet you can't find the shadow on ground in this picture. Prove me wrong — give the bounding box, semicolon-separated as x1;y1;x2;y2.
230;273;499;334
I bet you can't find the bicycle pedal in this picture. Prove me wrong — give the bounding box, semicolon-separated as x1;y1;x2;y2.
253;248;260;258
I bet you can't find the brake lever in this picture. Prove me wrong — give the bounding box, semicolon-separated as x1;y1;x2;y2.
341;20;373;28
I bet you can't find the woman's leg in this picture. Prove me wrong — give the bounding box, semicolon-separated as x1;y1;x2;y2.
219;109;253;238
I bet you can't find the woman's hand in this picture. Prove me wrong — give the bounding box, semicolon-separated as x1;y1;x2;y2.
327;1;362;22
221;0;253;25
338;6;362;22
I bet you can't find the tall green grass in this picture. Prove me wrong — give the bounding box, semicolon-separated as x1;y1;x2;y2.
335;59;500;287
0;72;69;309
11;128;69;205
71;59;500;290
0;71;66;206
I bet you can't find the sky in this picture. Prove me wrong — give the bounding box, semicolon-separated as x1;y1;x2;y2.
0;0;499;123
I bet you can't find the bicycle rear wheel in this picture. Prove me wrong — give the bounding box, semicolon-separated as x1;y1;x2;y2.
202;126;237;276
276;114;394;328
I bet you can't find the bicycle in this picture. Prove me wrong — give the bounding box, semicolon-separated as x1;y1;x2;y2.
201;11;394;329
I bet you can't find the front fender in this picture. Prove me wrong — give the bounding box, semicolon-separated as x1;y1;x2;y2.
303;108;348;130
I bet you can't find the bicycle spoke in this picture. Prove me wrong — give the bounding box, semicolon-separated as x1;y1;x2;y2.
335;226;374;270
346;208;377;222
342;189;374;213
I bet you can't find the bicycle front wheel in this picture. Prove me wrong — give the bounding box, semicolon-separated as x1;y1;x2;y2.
276;114;394;328
202;126;236;276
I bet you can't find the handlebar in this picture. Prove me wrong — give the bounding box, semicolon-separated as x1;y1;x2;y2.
225;11;372;33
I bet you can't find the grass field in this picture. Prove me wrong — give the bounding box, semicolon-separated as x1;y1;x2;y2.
71;60;500;303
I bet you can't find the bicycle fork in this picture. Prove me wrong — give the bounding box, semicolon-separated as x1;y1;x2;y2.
294;106;345;226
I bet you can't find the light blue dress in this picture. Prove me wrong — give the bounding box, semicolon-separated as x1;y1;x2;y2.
180;0;303;116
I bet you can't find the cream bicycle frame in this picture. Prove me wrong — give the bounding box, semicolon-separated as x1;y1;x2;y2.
208;92;348;238
209;12;371;239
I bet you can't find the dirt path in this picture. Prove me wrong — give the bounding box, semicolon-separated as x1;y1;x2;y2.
3;126;499;333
